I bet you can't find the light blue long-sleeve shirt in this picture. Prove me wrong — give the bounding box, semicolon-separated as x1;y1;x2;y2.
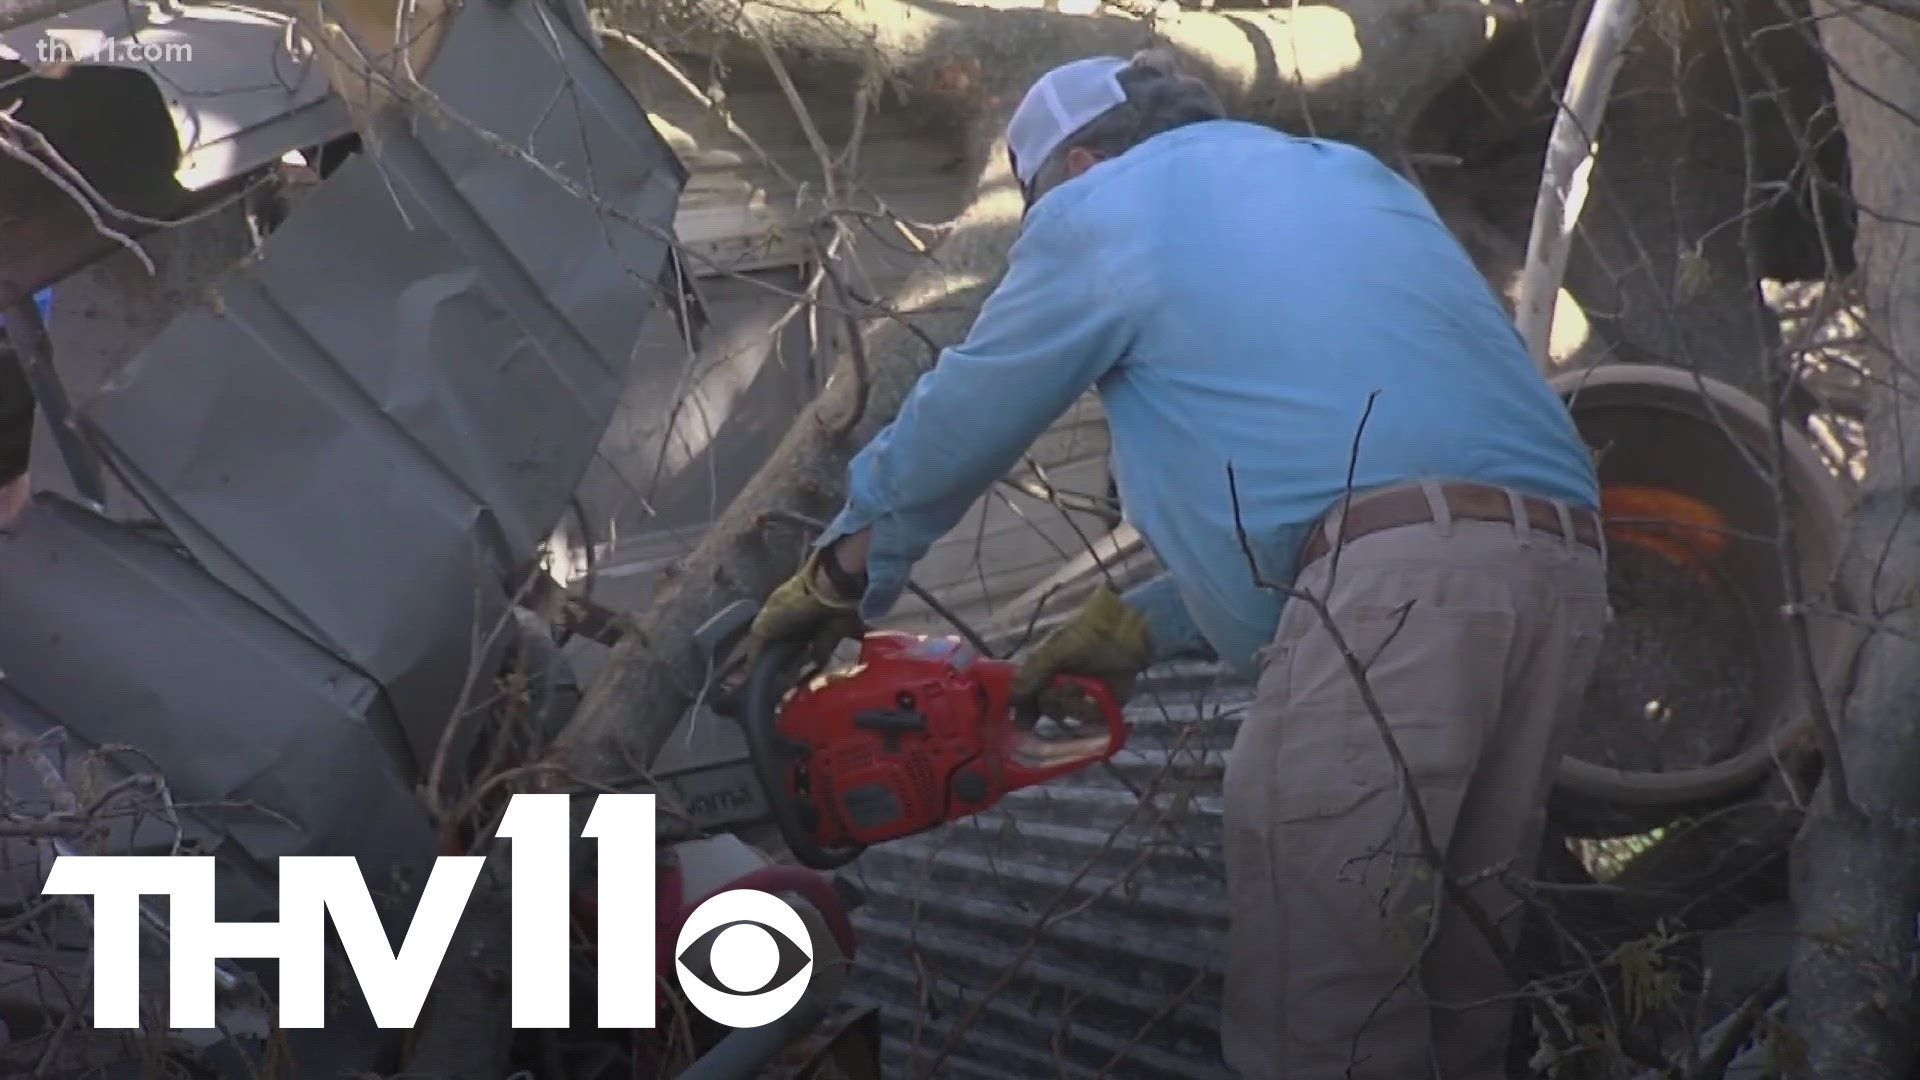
816;119;1599;678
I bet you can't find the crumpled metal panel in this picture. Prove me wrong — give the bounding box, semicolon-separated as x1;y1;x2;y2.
0;690;230;915
842;660;1243;1080
75;0;686;767
0;497;436;925
0;689;403;1080
0;0;350;191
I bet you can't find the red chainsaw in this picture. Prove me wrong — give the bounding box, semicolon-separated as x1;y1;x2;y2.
656;598;1129;869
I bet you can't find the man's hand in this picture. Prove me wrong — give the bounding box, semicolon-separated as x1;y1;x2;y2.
744;548;863;666
1012;586;1153;720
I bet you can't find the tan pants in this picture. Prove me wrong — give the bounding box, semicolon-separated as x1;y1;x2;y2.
1221;483;1609;1080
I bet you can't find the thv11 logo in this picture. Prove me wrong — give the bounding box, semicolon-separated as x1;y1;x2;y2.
41;793;814;1030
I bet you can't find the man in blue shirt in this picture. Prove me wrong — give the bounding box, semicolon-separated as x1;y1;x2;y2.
747;52;1610;1079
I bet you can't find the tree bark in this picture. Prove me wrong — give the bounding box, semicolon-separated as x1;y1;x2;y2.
1788;5;1920;1078
1414;0;1830;389
636;0;1492;146
555;0;1503;790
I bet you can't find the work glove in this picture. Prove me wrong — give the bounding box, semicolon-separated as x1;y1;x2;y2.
1011;586;1153;722
744;550;863;667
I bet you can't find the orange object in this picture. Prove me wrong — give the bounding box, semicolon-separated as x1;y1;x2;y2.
1600;484;1730;575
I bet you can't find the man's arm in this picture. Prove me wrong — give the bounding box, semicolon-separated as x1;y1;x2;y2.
814;202;1133;619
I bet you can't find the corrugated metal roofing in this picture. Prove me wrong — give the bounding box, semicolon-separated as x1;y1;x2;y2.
842;659;1247;1079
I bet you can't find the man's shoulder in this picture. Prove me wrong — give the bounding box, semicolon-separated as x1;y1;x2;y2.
1016;183;1102;247
1135;120;1375;166
1149;117;1298;148
1021;120;1406;248
1068;121;1385;208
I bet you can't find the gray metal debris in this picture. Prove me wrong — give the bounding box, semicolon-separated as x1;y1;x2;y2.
0;0;349;192
1;0;687;1070
67;0;686;772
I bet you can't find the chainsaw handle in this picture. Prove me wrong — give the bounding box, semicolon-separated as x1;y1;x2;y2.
741;640;866;871
1000;672;1129;788
1052;673;1125;719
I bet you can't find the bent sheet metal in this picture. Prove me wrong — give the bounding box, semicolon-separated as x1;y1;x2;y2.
1;0;687;1065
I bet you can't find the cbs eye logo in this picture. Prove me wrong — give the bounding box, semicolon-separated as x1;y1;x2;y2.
673;889;815;1027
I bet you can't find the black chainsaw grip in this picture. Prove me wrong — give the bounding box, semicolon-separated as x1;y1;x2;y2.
741;641;865;871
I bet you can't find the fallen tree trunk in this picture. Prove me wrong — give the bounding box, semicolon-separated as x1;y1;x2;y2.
639;0;1493;145
1787;5;1920;1079
554;0;1504;791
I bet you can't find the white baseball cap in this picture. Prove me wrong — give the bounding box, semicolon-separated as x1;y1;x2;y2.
1006;55;1131;190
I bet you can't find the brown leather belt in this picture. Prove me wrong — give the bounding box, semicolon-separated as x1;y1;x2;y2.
1296;481;1603;570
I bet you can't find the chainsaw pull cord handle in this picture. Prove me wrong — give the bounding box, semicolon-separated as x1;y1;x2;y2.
741;639;866;870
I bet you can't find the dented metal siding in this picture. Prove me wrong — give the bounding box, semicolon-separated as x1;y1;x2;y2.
70;0;686;768
842;660;1245;1080
0;499;434;927
1;2;687;1062
0;0;349;192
